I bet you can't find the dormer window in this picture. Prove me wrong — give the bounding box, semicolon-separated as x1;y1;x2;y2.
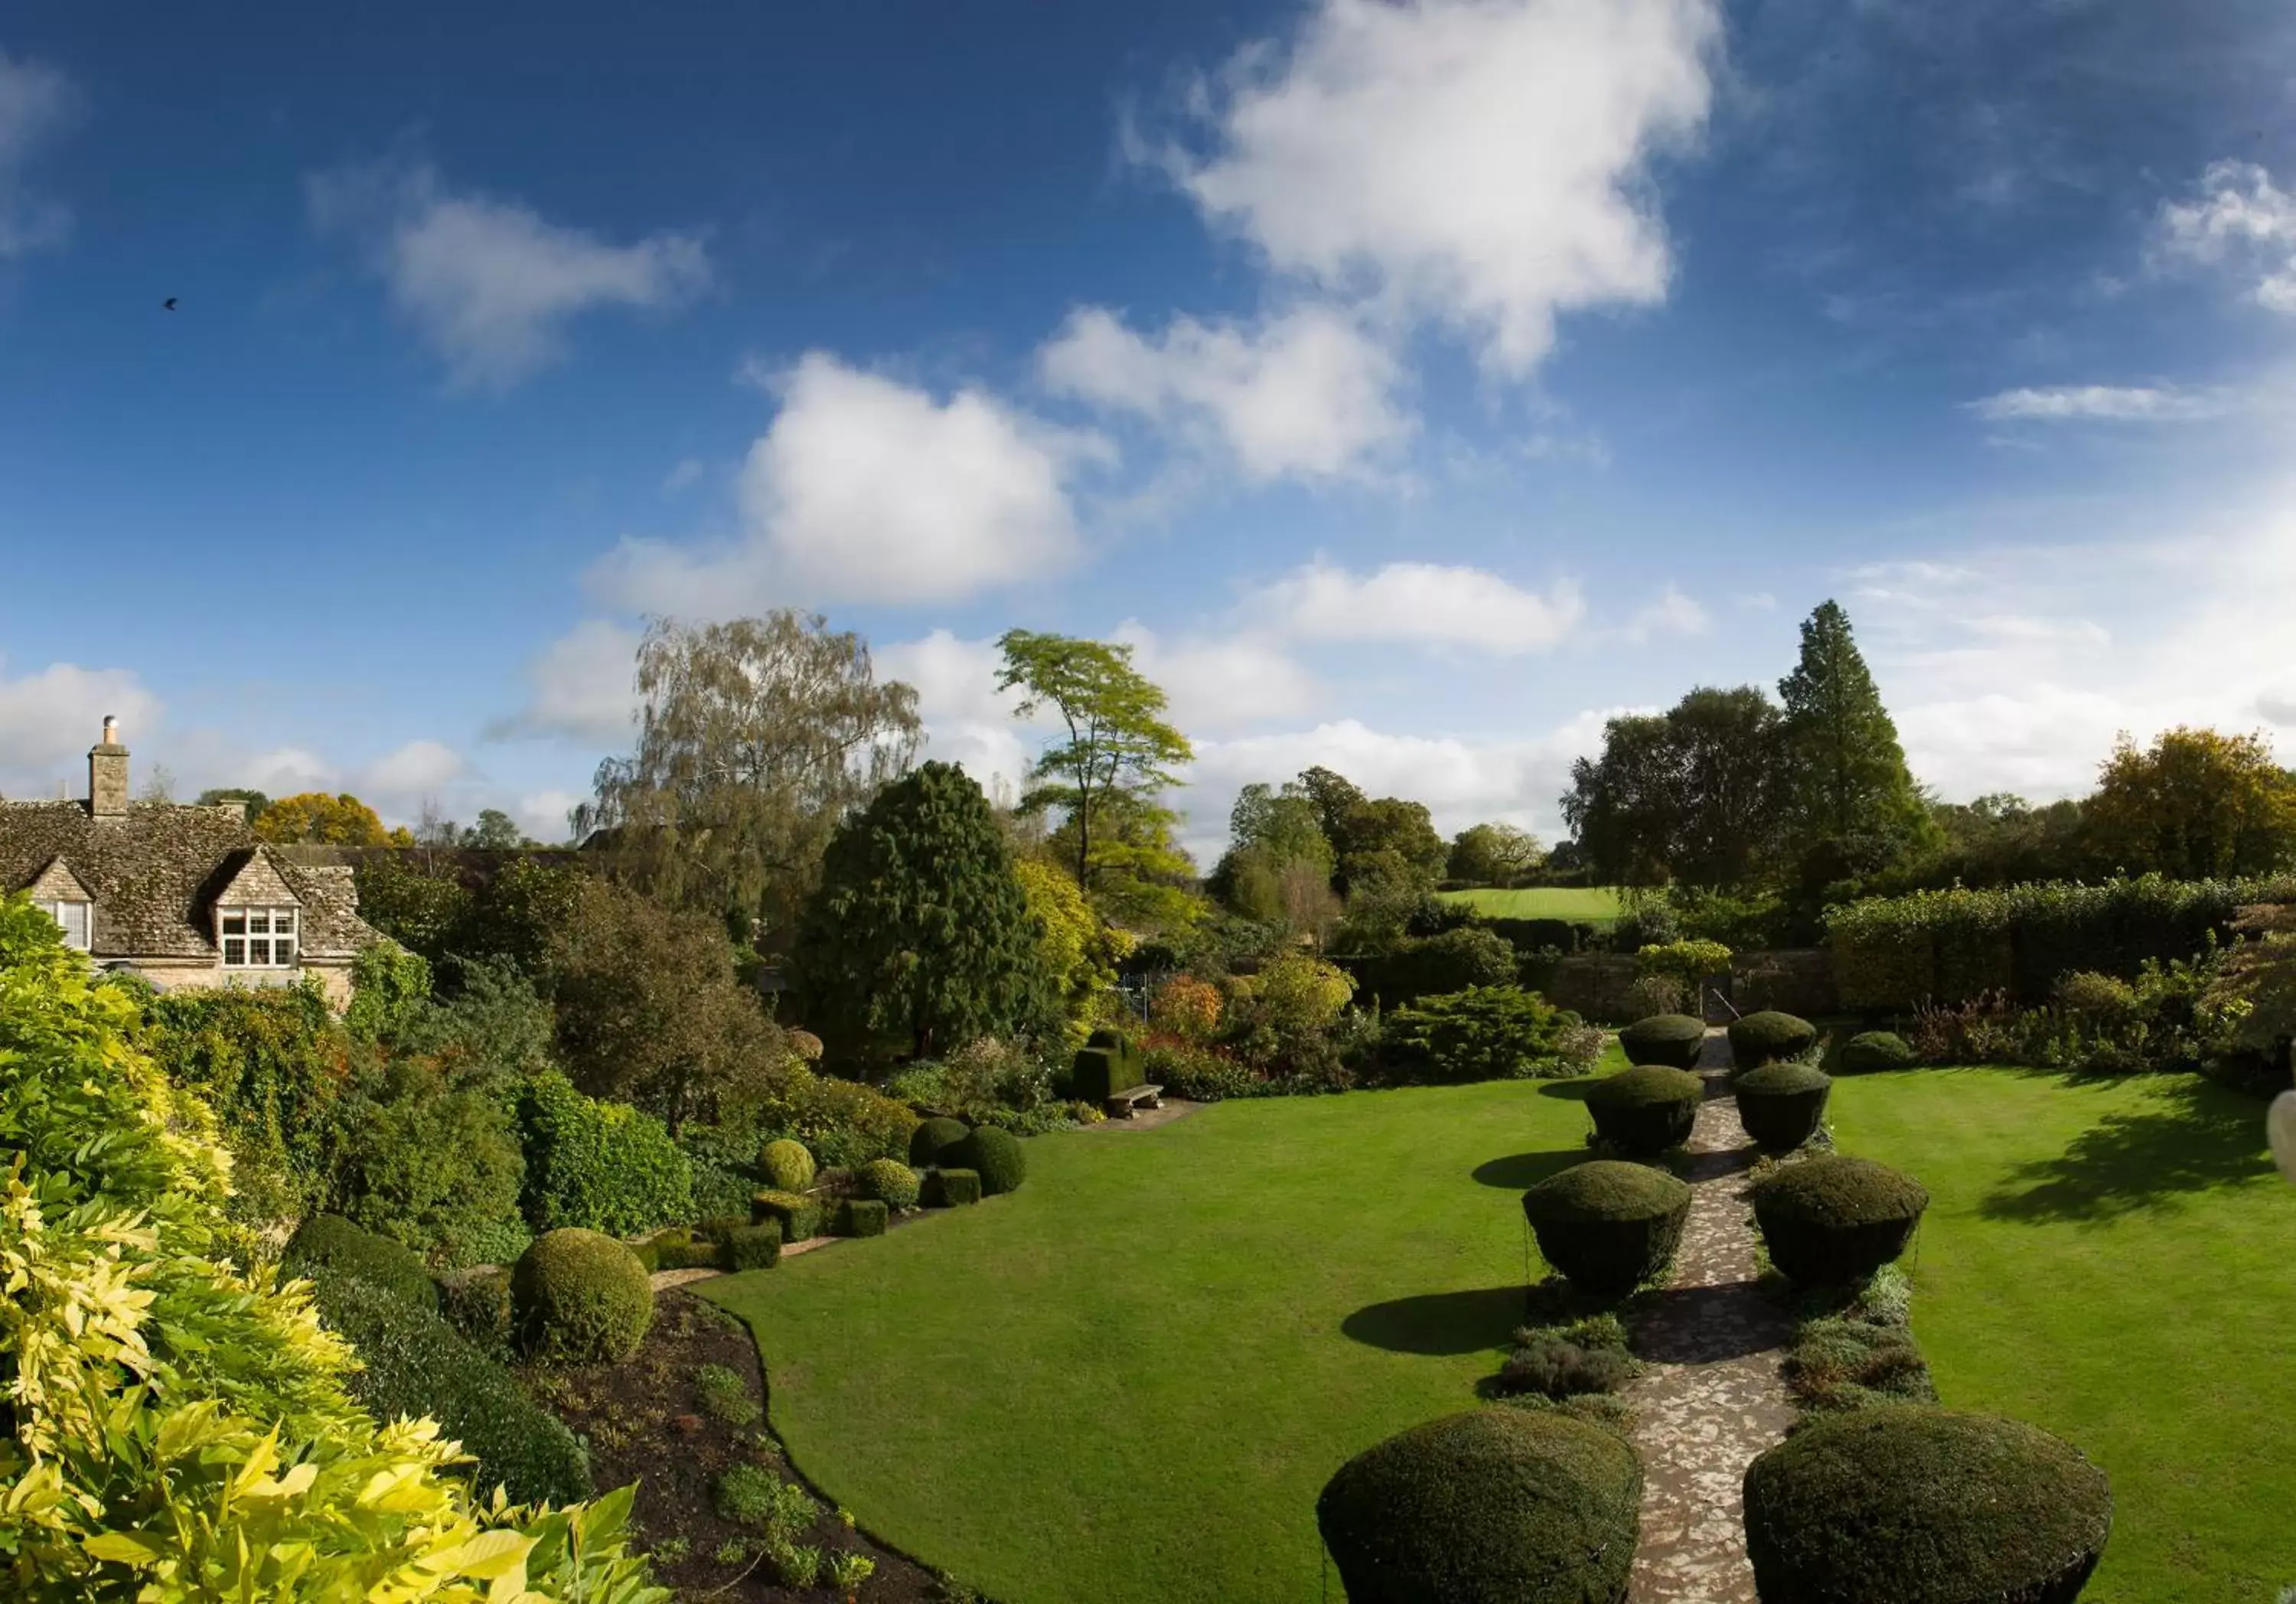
219;907;298;968
42;898;91;952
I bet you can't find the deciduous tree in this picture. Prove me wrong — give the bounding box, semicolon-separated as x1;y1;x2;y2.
1562;686;1789;888
2086;726;2296;879
256;791;400;846
1446;822;1543;885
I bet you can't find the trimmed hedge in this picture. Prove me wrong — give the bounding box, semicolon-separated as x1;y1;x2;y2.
925;1168;982;1206
759;1137;817;1194
908;1115;970;1169
751;1189;823;1243
517;1069;693;1237
834;1198;889;1238
951;1125;1026;1195
1074;1028;1147;1100
1743;1407;2112;1603
436;1265;512;1355
1521;1161;1694;1298
284;1214;438;1312
1617;1013;1706;1070
859;1157;921;1210
725;1221;781;1271
510;1227;654;1363
1316;1408;1641;1604
1753;1156;1929;1286
1838;1030;1915;1074
1585;1064;1703;1156
1733;1063;1831;1152
1727;1011;1816;1071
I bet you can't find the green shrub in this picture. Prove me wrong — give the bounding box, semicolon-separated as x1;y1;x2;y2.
310;1270;591;1507
1349;926;1521;1007
1727;1010;1817;1070
1636;938;1732;983
656;1236;727;1271
1785;1318;1936;1413
1381;986;1605;1084
1617;1012;1706;1069
908;1115;970;1168
834;1198;889;1237
712;1461;820;1539
1070;1045;1144;1102
1838;1030;1915;1074
695;1213;749;1243
510;1227;655;1363
1584;1064;1703;1156
1497;1333;1642;1401
1743;1407;2112;1602
693;1361;760;1428
751;1188;823;1242
284;1214;439;1312
951;1125;1026;1195
1521;1162;1694;1298
760;1137;817;1193
436;1265;513;1355
725;1221;782;1270
925;1168;982;1206
1753;1156;1930;1286
1316;1408;1642;1604
858;1157;921;1210
516;1069;693;1237
1733;1063;1832;1152
328;1055;529;1270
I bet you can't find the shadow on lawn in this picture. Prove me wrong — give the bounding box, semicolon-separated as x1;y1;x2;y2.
1342;1287;1531;1355
1471;1149;1585;1190
1978;1074;2274;1224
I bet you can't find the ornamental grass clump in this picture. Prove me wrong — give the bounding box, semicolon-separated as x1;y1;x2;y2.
1752;1155;1929;1286
1617;1012;1707;1070
1727;1010;1818;1071
1521;1161;1693;1298
1316;1408;1642;1604
1742;1407;2112;1603
1585;1064;1704;1156
511;1227;656;1363
1733;1062;1832;1152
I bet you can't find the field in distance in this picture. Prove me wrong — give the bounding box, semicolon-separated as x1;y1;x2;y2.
1435;885;1624;924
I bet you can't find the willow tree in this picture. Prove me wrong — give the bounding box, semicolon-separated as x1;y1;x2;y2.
579;612;922;944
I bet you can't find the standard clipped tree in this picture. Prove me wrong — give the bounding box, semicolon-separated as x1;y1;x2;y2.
1778;600;1933;865
793;761;1061;1064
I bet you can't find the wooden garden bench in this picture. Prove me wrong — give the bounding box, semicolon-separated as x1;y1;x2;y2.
1104;1084;1164;1119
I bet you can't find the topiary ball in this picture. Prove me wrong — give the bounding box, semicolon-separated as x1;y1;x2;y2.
908;1116;970;1169
1585;1064;1704;1156
1521;1161;1694;1298
1733;1063;1832;1152
1743;1407;2112;1604
283;1214;439;1311
1727;1011;1818;1071
859;1157;921;1211
951;1125;1026;1195
1618;1013;1707;1070
510;1227;655;1363
1317;1408;1642;1604
1752;1155;1929;1286
1839;1030;1916;1074
759;1137;817;1194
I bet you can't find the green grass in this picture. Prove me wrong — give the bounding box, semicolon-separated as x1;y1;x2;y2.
1830;1068;2296;1604
1437;885;1623;924
704;1081;1602;1604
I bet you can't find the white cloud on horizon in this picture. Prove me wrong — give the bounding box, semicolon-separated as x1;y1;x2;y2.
0;46;75;258
1968;384;2234;423
2154;160;2296;315
491;618;641;745
1254;557;1586;654
0;659;164;798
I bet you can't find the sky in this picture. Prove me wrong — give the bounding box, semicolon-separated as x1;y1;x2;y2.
2;0;2293;860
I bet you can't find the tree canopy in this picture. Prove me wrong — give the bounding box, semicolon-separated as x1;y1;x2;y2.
254;791;405;846
1777;599;1932;858
1563;686;1789;888
1446;822;1542;885
2086;726;2296;879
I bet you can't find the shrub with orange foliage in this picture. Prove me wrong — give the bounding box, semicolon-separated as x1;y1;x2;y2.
1150;974;1223;1042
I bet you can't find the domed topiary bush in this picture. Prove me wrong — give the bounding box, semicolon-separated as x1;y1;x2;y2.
1521;1161;1694;1298
510;1227;655;1363
1752;1155;1929;1286
1743;1407;2112;1604
1317;1408;1642;1604
1585;1064;1704;1156
951;1124;1026;1195
759;1137;816;1194
908;1115;970;1169
1727;1010;1818;1071
283;1214;439;1311
1734;1063;1832;1152
859;1157;921;1211
1618;1013;1706;1070
1839;1030;1916;1074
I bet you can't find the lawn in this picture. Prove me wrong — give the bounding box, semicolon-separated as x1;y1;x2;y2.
704;1080;1603;1604
1830;1068;2296;1604
1437;885;1624;924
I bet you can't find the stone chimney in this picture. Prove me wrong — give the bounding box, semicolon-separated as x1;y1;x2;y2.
89;715;129;818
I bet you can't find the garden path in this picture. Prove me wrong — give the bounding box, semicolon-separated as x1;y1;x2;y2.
1623;1030;1796;1604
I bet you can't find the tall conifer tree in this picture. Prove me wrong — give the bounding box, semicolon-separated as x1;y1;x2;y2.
1776;601;1932;856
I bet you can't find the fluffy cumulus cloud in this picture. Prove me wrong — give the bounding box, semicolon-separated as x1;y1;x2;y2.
873;630;1039;797
1968;384;2232;423
0;659;163;797
491;618;641;745
1166;0;1718;374
1254;557;1585;654
308;157;711;390
1039;304;1411;481
2153;161;2296;315
592;354;1102;611
0;45;77;257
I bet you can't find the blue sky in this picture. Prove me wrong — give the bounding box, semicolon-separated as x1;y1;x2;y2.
2;0;2293;856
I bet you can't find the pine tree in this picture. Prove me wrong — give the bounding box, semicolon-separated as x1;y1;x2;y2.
791;761;1060;1065
1776;601;1932;859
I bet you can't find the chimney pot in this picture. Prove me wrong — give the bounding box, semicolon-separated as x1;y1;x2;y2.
89;716;129;818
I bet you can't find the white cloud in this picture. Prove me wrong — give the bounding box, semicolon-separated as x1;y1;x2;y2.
2154;161;2296;315
875;630;1040;795
1968;384;2232;423
0;47;76;257
308;157;710;390
1110;621;1322;732
660;457;704;495
516;790;584;844
0;660;163;797
491;618;641;745
592;353;1102;611
1039;303;1411;481
361;739;465;798
1164;0;1718;375
1621;583;1710;642
1254;557;1585;654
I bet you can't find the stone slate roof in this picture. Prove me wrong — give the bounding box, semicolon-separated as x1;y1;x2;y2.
0;800;379;961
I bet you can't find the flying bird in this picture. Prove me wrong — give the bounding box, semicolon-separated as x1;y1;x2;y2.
162;297;178;311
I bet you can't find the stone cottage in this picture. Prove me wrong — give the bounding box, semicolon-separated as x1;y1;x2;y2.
0;717;380;1005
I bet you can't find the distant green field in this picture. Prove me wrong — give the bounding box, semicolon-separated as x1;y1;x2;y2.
1437;885;1623;924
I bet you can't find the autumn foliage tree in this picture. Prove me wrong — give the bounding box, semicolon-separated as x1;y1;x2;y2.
254;791;406;846
2086;726;2296;879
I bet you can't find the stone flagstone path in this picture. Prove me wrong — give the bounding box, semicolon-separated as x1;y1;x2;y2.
1624;1030;1799;1603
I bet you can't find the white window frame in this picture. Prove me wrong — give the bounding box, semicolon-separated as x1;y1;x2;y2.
217;906;300;970
41;898;92;952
